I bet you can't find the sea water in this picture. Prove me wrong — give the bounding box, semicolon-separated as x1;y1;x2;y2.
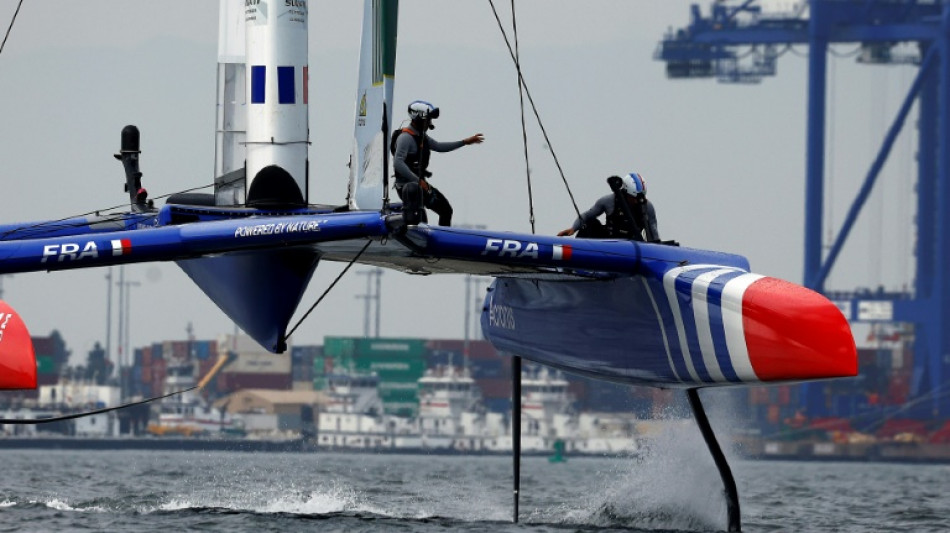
1;444;948;532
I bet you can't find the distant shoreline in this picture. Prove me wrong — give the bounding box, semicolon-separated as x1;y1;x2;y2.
4;436;950;464
0;436;624;458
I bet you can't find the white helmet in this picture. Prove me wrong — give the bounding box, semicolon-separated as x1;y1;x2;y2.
620;172;646;196
408;100;440;121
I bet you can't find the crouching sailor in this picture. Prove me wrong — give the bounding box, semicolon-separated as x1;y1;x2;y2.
392;100;484;226
558;172;659;242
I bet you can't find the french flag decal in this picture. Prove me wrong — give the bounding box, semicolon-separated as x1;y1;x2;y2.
552;244;572;261
111;239;131;257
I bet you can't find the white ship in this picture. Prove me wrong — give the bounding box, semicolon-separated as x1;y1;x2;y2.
314;365;638;455
316;372;415;449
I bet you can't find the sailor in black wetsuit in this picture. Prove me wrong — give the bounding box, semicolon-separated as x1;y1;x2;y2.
392;100;484;226
558;173;660;242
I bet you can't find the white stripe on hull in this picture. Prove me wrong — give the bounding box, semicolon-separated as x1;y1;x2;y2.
721;273;764;382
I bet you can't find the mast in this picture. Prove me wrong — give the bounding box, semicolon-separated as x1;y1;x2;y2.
244;0;310;207
213;0;247;206
347;0;399;210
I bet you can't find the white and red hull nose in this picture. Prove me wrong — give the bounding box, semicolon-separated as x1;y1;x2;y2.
662;265;857;385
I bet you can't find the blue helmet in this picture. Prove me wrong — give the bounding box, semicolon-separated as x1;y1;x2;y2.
620;172;646;196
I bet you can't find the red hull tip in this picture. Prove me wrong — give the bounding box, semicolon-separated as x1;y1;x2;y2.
0;301;37;390
743;278;858;382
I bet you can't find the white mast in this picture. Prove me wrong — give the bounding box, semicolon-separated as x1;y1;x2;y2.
347;0;399;210
244;0;310;206
214;0;247;206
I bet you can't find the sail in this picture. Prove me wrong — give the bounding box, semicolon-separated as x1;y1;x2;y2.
347;0;399;210
214;0;247;206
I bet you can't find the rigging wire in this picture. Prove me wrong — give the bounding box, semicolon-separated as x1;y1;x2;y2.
284;239;374;341
509;0;536;234
0;386;197;424
0;0;23;58
0;182;215;241
486;0;582;221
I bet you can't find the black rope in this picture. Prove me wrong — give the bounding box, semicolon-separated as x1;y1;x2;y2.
509;0;535;234
0;182;215;241
487;0;582;221
284;239;374;340
0;386;197;425
0;0;24;57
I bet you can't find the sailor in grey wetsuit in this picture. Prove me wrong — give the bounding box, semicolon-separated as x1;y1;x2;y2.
558;173;660;242
392;100;484;226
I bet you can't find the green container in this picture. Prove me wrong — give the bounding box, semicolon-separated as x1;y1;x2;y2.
357;359;426;375
380;390;419;403
355;338;427;359
36;356;55;375
323;337;357;359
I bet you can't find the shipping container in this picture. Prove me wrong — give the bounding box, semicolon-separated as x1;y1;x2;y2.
313;376;328;391
292;365;313;382
192;340;216;360
355;358;426;376
426;339;500;360
475;378;511;399
220;373;292;393
887;372;910;405
357;338;426;359
132;346;152;366
32;336;56;358
225;352;291;374
151;342;164;360
777;386;791;406
312;355;337;376
323;337;357;359
36;356;55;375
291;345;320;367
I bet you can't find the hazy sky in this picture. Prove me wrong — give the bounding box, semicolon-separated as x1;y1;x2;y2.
0;1;919;364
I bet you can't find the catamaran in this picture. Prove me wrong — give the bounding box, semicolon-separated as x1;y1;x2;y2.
0;2;856;530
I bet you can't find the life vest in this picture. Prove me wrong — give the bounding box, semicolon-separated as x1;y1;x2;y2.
605;194;646;241
390;127;430;177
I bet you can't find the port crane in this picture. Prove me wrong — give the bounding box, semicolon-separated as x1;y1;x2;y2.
656;0;950;417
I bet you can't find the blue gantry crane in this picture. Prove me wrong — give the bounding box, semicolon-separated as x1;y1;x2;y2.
656;1;950;417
